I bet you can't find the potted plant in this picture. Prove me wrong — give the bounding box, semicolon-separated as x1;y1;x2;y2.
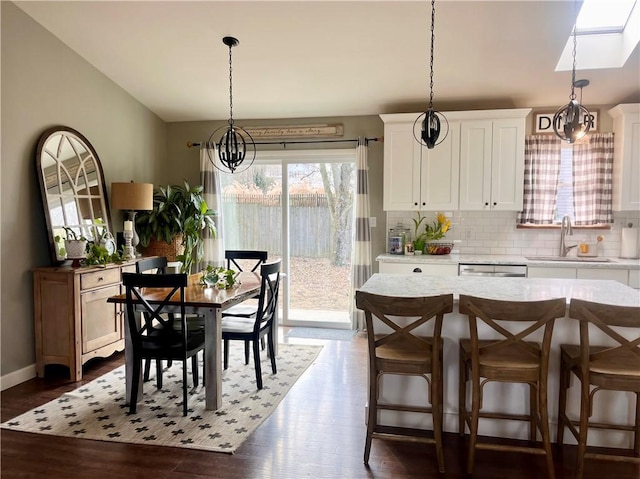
136;181;217;273
62;227;88;259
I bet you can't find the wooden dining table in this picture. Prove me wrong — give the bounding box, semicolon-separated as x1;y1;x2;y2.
107;271;261;411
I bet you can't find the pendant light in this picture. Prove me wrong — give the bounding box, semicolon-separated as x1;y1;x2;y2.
208;36;255;174
414;0;448;149
553;2;591;144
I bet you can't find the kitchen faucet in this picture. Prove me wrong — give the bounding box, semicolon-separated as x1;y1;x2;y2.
559;215;577;257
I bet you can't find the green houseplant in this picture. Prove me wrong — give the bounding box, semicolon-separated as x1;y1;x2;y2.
136;182;217;273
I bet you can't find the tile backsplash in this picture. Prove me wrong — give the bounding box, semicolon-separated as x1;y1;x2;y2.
386;210;640;258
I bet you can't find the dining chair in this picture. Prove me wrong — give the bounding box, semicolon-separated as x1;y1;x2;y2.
557;299;640;479
221;259;281;390
135;256;203;388
458;294;566;479
122;272;205;417
223;250;268;318
354;291;454;472
136;256;169;385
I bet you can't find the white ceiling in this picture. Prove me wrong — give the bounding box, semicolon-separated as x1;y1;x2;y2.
15;0;640;123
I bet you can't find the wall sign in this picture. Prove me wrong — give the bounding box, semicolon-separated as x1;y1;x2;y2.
243;124;344;139
535;110;598;134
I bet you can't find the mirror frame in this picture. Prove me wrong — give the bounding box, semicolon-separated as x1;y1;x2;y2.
36;126;113;265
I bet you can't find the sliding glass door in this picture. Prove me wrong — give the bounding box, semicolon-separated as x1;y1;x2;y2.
219;149;356;328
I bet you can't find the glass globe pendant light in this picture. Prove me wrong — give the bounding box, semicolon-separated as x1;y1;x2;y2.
553;2;591;144
208;36;256;174
414;0;448;149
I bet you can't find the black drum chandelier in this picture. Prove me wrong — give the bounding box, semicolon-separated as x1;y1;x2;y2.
553;1;591;144
208;36;256;174
414;0;448;149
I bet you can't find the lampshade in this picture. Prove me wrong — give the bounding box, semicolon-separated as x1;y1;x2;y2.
110;182;153;211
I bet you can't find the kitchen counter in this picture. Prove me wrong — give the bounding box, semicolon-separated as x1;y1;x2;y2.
358;274;639;447
377;253;640;270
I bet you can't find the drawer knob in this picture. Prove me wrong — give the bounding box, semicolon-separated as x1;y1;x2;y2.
98;277;104;281
413;268;422;273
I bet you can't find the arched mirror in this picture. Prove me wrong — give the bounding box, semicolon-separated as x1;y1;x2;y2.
36;126;113;264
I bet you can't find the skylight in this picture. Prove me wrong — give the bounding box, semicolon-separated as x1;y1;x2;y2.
556;0;639;71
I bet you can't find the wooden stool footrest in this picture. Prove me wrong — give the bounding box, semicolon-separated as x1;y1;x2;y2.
378;403;433;414
584;452;640;464
568;419;637;432
476;442;547;455
373;425;436;444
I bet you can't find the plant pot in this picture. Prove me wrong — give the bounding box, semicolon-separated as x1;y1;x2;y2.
141;235;184;262
65;239;87;259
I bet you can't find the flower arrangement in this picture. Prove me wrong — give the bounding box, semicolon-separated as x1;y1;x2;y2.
200;265;240;289
424;212;452;240
413;212;453;254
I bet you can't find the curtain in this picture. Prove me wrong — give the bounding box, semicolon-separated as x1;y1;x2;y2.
199;145;225;269
572;133;614;225
350;138;372;331
517;135;562;224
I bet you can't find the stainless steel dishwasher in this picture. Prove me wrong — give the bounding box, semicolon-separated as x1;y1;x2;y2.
458;263;528;277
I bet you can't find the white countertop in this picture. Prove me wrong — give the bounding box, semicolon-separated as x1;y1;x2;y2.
359;274;640;306
376;253;640;270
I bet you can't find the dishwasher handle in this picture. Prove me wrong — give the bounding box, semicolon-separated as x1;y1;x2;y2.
461;271;526;277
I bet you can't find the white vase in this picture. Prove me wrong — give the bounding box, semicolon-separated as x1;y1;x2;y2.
65;239;87;259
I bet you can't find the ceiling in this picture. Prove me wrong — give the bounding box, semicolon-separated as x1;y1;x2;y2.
15;0;640;123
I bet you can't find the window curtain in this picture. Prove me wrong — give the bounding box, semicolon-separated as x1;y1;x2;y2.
199;145;225;269
517;135;562;224
572;133;614;225
350;138;372;331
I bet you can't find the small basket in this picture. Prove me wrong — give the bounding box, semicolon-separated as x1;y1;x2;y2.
425;242;453;255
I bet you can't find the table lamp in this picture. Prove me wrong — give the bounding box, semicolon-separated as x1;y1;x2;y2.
111;182;154;256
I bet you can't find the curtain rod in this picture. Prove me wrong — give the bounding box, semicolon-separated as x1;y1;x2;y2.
186;137;381;149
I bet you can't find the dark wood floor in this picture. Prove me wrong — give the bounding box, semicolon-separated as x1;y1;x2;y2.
2;333;638;479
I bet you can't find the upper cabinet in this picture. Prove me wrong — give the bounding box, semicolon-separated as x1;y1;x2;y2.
381;114;460;211
458;110;530;210
381;109;531;212
609;103;640;211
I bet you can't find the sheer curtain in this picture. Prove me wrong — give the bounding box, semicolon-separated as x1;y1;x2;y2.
572;133;614;225
199;145;225;268
517;135;562;224
350;138;372;331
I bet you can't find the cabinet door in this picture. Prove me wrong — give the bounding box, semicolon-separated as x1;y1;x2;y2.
81;284;121;353
611;104;640;211
491;119;525;210
528;267;577;279
459;121;492;210
379;262;458;276
383;121;421;210
577;268;629;285
420;121;460;210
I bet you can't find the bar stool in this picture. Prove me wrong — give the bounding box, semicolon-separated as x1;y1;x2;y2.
355;291;453;473
458;294;566;478
557;298;640;479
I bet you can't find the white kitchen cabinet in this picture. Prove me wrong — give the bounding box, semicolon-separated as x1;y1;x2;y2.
609;103;640;211
381;113;460;211
459;110;530;210
629;270;640;289
527;266;577;279
577;268;629;285
379;261;458;276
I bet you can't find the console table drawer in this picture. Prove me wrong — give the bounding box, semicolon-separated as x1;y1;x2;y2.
81;269;121;290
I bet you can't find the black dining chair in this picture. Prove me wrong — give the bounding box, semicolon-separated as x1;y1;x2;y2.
221;259;281;390
223;250;268;318
122;272;205;416
135;256;203;388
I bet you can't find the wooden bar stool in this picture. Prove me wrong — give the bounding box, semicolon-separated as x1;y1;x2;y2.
458;294;566;478
557;299;640;479
355;291;453;473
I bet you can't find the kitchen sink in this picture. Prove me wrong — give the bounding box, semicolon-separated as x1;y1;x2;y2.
525;256;612;263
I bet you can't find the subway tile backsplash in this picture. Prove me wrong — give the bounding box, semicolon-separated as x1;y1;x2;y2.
386;210;640;258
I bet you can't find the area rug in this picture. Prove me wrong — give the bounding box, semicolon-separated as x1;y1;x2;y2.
1;343;321;454
286;327;356;341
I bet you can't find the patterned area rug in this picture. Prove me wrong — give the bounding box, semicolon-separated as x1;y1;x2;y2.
286;327;356;341
1;343;321;453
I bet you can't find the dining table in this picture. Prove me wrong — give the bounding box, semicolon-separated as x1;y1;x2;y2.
107;271;261;411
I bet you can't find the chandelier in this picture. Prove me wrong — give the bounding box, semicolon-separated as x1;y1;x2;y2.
414;0;448;149
553;2;591;143
208;36;255;173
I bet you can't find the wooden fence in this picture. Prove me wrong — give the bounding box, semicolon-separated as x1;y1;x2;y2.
221;193;352;258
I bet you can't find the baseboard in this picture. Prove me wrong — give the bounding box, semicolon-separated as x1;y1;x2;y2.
1;363;37;391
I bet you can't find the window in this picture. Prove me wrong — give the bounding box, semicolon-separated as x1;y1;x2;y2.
556;0;639;71
517;133;614;226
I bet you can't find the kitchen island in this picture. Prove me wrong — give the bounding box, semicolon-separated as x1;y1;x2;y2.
358;274;640;448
